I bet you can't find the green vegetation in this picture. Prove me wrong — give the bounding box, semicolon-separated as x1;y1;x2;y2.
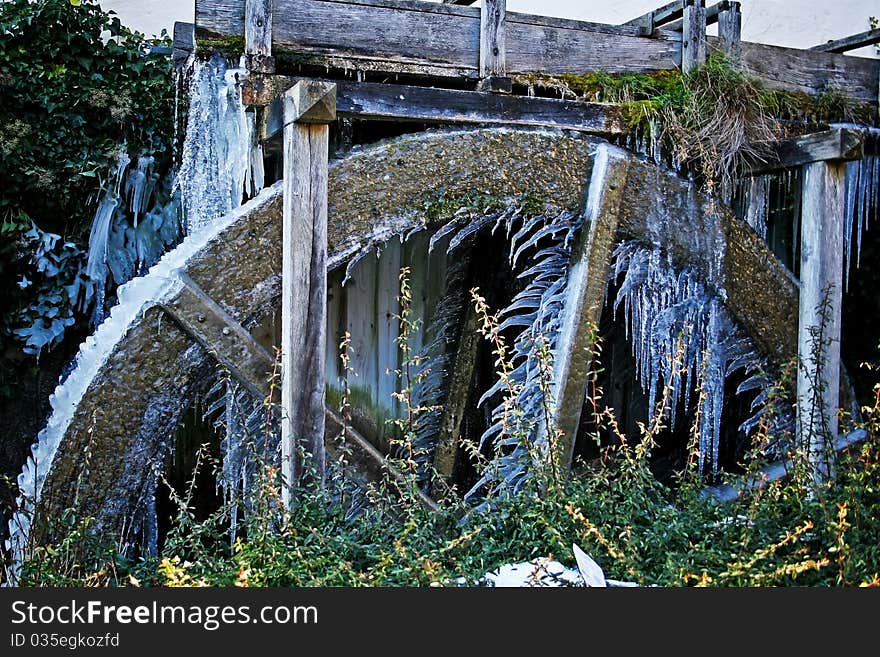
8;280;880;587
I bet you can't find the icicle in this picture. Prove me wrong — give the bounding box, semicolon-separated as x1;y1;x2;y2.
126;155;156;227
610;241;784;474
177;55;264;236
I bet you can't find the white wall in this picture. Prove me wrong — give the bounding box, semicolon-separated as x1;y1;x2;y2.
104;0;878;58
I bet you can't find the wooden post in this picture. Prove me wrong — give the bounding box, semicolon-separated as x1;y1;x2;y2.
797;160;845;483
718;1;741;63
478;0;511;93
682;0;707;73
281;81;336;505
245;0;275;73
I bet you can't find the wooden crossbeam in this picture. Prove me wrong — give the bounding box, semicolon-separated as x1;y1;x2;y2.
257;78;626;141
442;0;477;4
159;273;277;401
743;128;865;175
663;0;727;31
623;0;683;33
810;28;880;54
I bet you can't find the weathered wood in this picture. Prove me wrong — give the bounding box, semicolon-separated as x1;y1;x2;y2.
196;0;878;103
682;0;707;73
798;159;846;483
442;0;477;4
172;21;195;68
623;1;683;34
281;81;335;500
159;274;275;401
553;144;632;470
433;303;480;487
245;0;274;72
717;1;741;63
661;1;726;32
346;253;379;404
479;0;506;79
744;128;865;175
810;28;880;54
731;38;879;104
288;79;338;123
196;0;680;78
257;78;626;141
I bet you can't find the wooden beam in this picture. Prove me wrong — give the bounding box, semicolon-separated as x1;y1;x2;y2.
257;78;626;141
798;159;846;483
245;0;274;72
682;0;707;73
196;1;878;104
660;0;726;32
744;128;865;175
196;0;680;79
281;81;336;501
159;274;276;401
553;144;632;471
478;0;509;92
442;0;477;4
810;28;880;54
717;1;741;63
623;1;683;35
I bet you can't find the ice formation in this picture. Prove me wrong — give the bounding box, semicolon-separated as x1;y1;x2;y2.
611;241;780;473
177;54;264;235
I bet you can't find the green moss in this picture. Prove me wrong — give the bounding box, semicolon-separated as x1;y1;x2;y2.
424;190;552;224
195;35;245;59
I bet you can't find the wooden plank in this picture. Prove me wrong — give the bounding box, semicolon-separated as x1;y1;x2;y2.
744;128;865;175
245;0;274;72
663;0;726;32
377;240;402;415
732;38;880;104
480;0;507;78
682;0;706;73
811;28;880;54
443;0;477;4
797;159;846;483
257;78;626;140
197;0;679;78
281;82;335;499
346;253;379;403
159;273;275;401
553;144;632;470
717;1;741;63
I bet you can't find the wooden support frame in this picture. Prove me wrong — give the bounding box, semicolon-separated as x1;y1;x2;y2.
810;28;880;54
798;159;846;483
623;0;684;35
281;80;336;502
553;144;632;470
682;0;707;73
662;1;727;32
193;0;879;103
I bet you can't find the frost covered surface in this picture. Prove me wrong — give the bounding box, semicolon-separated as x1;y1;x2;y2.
611;241;783;473
844;152;879;285
5;182;284;581
177;54;264;236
